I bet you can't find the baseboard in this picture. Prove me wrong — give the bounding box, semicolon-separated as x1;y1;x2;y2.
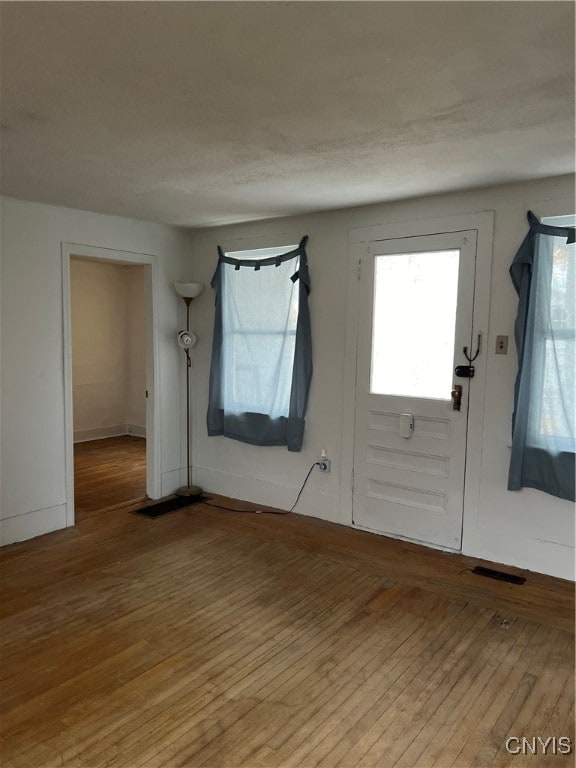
161;468;187;498
126;424;146;438
73;425;129;443
463;529;575;582
194;465;343;524
0;504;67;546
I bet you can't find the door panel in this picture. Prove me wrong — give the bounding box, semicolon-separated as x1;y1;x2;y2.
353;231;477;550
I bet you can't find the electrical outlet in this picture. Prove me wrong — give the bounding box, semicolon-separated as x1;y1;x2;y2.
318;458;331;473
495;335;508;355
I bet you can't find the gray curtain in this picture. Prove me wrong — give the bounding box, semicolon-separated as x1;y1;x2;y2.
508;211;575;501
207;237;312;452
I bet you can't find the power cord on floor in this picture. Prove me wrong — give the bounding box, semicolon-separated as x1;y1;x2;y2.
204;461;320;516
287;461;320;513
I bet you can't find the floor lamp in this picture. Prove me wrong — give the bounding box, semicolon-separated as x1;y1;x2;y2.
173;282;203;497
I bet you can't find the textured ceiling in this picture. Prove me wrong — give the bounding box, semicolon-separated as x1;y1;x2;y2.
1;2;574;227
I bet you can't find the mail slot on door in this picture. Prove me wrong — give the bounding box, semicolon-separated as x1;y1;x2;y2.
399;413;414;438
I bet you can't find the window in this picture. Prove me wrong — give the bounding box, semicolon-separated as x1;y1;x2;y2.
508;212;575;501
371;249;460;399
529;218;575;451
207;238;312;452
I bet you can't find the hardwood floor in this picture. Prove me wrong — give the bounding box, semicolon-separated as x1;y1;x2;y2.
0;441;574;767
73;436;147;519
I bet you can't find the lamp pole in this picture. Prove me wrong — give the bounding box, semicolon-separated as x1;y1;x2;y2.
173;284;203;498
184;298;192;492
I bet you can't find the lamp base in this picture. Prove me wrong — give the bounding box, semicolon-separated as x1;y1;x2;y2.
175;485;203;498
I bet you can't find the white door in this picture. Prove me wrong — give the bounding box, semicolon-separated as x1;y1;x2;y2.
352;231;478;550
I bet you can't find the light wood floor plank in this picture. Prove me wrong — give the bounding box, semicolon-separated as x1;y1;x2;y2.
272;594;472;768
115;572;376;767
395;618;539;768
440;624;557;767
7;554;362;765
486;631;576;768
538;686;576;767
188;601;432;767
0;436;573;768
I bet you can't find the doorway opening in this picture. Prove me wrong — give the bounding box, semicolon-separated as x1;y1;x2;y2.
70;257;147;518
62;245;161;526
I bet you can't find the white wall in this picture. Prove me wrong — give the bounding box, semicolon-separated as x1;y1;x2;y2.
126;265;147;434
72;258;127;440
1;180;573;579
0;196;193;544
187;175;575;580
71;259;147;441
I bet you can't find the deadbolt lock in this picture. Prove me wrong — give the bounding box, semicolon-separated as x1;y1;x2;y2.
451;384;463;411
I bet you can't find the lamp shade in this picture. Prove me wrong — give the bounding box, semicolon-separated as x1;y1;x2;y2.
174;282;204;299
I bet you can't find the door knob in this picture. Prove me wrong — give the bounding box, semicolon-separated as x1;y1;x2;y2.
451;384;463;411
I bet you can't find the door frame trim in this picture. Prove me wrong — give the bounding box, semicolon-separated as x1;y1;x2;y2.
341;212;495;551
61;242;162;527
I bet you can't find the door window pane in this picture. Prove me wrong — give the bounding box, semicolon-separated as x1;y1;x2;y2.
371;250;460;399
